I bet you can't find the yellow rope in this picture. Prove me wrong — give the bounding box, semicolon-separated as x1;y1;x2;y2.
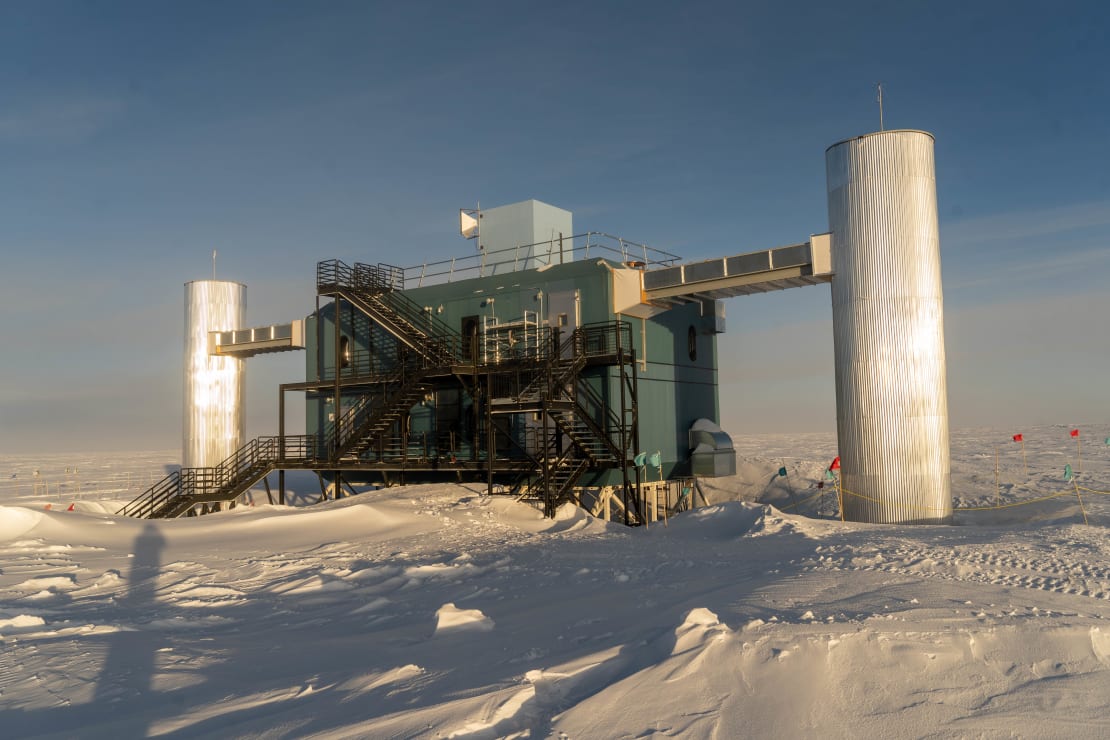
838;486;1079;513
778;489;825;512
757;461;1110;519
956;491;1076;511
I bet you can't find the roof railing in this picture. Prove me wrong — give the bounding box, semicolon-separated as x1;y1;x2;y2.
404;232;682;287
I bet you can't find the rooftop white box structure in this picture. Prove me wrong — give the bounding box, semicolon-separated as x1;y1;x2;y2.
479;199;573;274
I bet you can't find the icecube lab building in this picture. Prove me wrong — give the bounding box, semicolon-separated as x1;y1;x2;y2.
120;129;951;525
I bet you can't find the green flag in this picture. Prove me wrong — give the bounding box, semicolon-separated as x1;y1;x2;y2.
824;469;835;481
649;452;662;468
1105;437;1110;446
633;452;647;467
778;466;788;477
1064;464;1073;481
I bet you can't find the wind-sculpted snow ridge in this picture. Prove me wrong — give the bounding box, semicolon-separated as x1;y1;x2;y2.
0;506;45;540
1;435;1109;738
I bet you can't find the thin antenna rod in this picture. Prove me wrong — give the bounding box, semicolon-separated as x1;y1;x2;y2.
212;249;217;280
876;82;884;131
476;200;483;277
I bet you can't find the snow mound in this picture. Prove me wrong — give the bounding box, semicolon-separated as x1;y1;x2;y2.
542;502;614;534
673;607;732;654
662;501;834;542
0;506;44;541
11;574;77;592
664;501;769;539
1092;627;1110;666
435;603;494;634
0;614;46;632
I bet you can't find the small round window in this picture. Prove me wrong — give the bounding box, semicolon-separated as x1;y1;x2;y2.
687;326;697;362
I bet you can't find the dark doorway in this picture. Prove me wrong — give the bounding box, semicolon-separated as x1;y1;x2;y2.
461;315;479;361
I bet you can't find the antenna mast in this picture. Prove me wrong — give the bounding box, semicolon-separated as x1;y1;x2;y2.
876;82;885;131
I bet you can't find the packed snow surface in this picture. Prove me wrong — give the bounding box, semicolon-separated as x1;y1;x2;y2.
2;427;1110;738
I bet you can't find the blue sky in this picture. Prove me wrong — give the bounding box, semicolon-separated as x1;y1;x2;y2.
2;1;1108;453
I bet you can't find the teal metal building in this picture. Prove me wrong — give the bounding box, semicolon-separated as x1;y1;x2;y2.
122;199;748;521
293;200;732;518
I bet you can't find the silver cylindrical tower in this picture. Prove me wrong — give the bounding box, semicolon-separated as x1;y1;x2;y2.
184;280;246;469
826;130;951;524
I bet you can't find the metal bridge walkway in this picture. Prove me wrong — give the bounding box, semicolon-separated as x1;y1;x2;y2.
641;233;832;306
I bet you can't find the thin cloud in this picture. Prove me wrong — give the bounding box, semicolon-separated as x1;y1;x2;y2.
0;95;127;141
942;198;1110;249
945;242;1110;292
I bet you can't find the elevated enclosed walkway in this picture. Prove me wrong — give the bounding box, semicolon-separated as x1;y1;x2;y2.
211;321;306;357
641;233;832;306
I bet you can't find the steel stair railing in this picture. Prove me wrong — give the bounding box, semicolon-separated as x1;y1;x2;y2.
517;452;590;515
117;470;183;519
335;376;431;461
333;287;459;368
117;435;319;519
561;378;629;464
318;259;461;368
508;329;581;403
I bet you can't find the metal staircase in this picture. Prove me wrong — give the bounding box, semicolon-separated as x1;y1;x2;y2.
317;260;460;368
336;377;431;461
116;435;318;519
118;368;438;518
493;325;633;515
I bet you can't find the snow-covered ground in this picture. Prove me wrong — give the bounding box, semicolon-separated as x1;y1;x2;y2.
2;426;1109;738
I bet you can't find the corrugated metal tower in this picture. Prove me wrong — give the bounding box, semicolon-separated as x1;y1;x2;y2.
183;280;246;469
826;130;951;524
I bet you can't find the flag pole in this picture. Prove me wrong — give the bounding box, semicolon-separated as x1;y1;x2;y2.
835;473;844;522
782;459;798;510
1073;477;1089;526
994;446;999;506
1020;437;1027;477
1077;433;1082;474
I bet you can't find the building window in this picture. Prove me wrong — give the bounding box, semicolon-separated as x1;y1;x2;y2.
688;326;697;362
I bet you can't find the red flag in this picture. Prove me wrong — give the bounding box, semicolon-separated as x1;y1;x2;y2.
67;503;75;512
829;456;841;471
1070;429;1080;438
1012;434;1023;442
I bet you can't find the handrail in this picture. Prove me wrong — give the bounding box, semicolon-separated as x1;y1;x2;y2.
317;259;404;293
569;381;626;462
320;374;399;456
117;471;181;518
577;321;633;358
508;321;629;403
117;434;319;518
332;284;461;367
330;372;428;459
403;232;683;287
324;345;405;381
367;288;460;361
